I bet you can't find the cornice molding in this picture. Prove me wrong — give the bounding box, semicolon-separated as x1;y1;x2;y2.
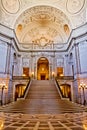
0;23;87;53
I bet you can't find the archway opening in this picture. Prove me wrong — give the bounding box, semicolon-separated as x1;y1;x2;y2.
60;84;71;101
15;84;26;101
37;57;49;80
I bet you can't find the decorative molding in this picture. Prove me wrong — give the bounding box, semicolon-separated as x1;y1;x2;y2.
1;0;20;14
54;44;64;49
15;5;71;45
66;0;85;14
15;6;70;26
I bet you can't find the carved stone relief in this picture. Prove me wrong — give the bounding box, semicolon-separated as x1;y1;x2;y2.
15;5;71;48
1;0;20;14
15;6;70;26
0;0;86;52
66;0;85;14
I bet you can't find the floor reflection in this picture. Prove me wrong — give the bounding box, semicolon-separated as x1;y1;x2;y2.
0;112;87;130
0;113;4;130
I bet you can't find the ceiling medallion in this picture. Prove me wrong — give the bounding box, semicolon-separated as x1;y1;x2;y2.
1;0;20;14
66;0;85;14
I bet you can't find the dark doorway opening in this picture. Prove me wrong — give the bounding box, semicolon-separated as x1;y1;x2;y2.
41;75;45;80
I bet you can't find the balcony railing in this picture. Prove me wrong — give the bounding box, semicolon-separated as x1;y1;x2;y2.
56;76;74;80
13;76;31;99
12;76;30;80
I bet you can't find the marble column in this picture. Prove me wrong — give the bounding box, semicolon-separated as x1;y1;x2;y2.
5;43;11;74
74;43;81;76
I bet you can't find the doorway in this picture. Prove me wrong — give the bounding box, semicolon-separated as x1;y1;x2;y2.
41;75;46;80
15;84;26;101
37;57;49;80
60;84;71;101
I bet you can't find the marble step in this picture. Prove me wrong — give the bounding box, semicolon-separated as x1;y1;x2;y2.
0;80;87;114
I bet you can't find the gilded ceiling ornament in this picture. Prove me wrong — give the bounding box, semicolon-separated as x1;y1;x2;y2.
32;35;53;47
15;6;71;45
15;6;70;25
66;0;85;14
1;0;20;14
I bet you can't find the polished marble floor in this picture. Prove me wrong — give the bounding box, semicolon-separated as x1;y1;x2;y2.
0;112;87;130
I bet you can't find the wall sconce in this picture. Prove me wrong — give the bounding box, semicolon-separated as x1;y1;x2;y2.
79;82;87;105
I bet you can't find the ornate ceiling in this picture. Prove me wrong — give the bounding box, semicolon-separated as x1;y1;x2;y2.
15;6;71;46
0;0;87;49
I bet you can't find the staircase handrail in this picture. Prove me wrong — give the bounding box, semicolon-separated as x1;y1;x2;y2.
21;77;31;98
24;79;32;99
55;78;65;98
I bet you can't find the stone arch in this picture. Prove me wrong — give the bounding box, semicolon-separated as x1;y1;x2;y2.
14;5;72;44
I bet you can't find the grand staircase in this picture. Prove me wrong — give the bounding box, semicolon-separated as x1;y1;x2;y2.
0;80;87;114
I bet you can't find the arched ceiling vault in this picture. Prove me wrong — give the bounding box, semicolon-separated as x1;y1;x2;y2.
0;0;86;48
15;5;71;45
